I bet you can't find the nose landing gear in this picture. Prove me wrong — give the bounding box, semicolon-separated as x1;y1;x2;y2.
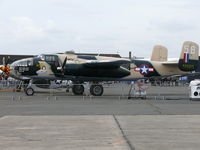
25;87;34;96
24;80;34;96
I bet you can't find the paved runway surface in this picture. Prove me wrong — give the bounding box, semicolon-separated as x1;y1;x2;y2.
0;85;200;149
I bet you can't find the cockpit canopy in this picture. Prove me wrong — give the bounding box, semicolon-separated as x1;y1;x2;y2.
38;54;59;62
38;54;61;67
12;58;33;67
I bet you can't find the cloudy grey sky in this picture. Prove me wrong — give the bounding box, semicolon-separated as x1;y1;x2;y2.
0;0;199;58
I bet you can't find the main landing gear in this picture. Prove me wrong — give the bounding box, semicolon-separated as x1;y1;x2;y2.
72;83;104;96
90;84;104;96
72;85;84;95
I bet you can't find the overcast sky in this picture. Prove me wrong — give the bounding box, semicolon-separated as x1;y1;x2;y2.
0;0;199;58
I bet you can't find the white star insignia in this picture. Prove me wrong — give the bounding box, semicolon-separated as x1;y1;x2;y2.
140;65;148;74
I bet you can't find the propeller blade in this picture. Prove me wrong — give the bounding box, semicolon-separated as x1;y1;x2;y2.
55;57;67;77
2;57;5;66
5;56;10;66
0;70;3;76
62;57;67;70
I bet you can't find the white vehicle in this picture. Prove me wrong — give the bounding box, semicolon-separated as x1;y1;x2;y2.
189;80;200;100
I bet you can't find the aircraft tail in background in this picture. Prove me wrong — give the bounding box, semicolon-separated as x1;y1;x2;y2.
178;41;199;72
151;45;168;62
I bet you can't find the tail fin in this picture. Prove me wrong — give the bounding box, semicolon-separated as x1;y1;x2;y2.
151;45;168;62
178;41;199;72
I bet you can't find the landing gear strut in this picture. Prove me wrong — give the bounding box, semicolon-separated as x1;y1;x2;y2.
90;84;104;96
16;81;29;92
72;84;84;95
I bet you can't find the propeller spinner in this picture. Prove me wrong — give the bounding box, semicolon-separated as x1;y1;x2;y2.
0;57;11;80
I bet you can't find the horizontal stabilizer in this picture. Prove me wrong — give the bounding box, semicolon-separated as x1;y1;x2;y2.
161;61;178;65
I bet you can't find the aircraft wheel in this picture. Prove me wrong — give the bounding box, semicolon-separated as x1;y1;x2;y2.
25;87;34;96
72;85;84;95
90;85;104;96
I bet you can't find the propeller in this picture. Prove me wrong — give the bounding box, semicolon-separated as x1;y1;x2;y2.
0;56;11;80
62;57;67;71
56;57;67;76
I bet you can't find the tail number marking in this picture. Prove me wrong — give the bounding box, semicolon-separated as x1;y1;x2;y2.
184;45;196;54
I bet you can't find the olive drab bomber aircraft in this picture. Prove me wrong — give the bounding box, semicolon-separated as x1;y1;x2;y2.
0;41;199;96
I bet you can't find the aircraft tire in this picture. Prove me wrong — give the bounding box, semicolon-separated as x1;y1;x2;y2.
25;87;34;96
90;85;104;96
72;85;84;95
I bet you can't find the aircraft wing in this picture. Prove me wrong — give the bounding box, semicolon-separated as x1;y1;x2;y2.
83;59;130;68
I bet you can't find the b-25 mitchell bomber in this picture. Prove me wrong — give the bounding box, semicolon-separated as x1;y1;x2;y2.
3;52;131;96
0;41;199;96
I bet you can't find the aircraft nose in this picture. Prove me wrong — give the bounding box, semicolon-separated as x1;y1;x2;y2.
9;58;34;80
0;65;10;76
9;63;16;76
9;61;21;79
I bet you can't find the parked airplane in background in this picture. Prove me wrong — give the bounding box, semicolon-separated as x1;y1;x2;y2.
0;41;199;96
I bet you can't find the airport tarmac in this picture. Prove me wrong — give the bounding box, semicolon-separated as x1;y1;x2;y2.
0;84;196;116
0;85;200;149
0;115;200;150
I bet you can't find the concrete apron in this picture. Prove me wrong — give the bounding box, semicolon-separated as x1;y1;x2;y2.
0;115;200;150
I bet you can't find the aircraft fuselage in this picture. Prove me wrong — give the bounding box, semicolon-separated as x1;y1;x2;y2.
9;54;130;81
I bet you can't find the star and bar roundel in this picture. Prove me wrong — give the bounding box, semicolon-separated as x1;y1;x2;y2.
134;64;154;75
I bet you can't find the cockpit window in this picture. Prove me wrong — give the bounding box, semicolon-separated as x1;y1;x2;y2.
37;55;60;68
27;59;33;66
38;54;58;62
45;55;57;62
12;58;33;67
21;61;27;66
38;54;45;60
